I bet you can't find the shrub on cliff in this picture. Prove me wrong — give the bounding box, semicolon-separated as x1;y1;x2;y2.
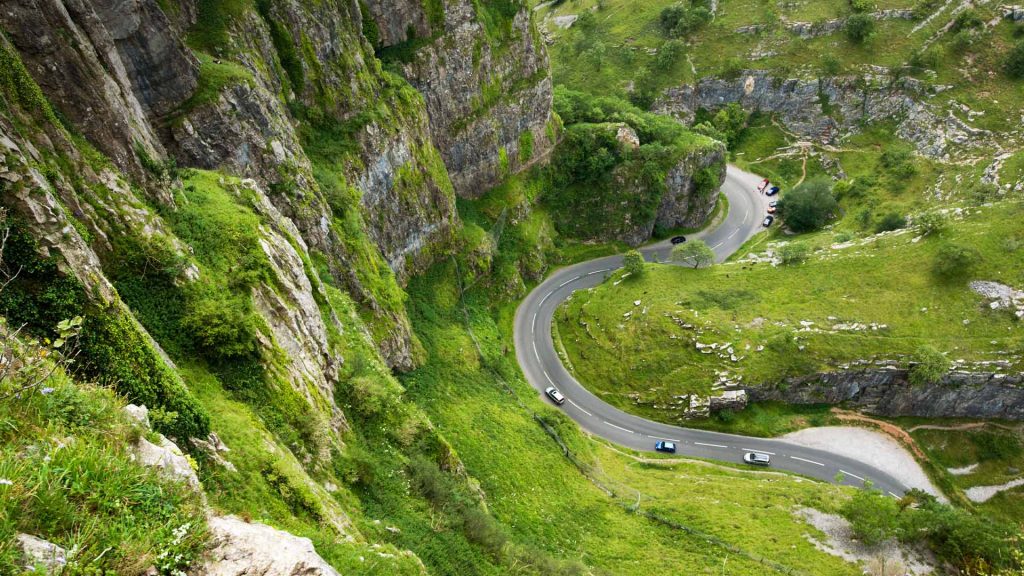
909;345;949;385
776;178;838;233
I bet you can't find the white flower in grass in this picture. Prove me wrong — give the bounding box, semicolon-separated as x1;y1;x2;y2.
0;479;12;486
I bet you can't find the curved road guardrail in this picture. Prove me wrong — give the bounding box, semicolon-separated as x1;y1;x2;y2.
513;165;908;496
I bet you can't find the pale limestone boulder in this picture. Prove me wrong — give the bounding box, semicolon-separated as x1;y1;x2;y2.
198;515;340;576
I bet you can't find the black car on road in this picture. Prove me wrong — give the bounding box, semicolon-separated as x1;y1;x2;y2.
670;236;686;245
762;215;774;227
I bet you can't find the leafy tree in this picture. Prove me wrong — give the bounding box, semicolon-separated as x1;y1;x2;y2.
671;240;715;268
874;211;906;233
623;249;645;276
932;242;981;280
778;242;810;265
659;5;686;34
909;345;949;385
1005;41;1024;79
777;177;838;232
654;39;685;71
951;8;983;32
914;211;946;237
709;103;747;147
846;13;875;43
575;11;598;33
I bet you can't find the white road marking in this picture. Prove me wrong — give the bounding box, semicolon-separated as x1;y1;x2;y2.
742;449;775;455
567;399;591;416
587;268;611;276
541;369;555;386
727;228;739;239
888;491;900;499
533;341;541;364
539;290;555;307
532;313;537;334
558;275;582;289
840;470;865;482
743;208;749;223
694;442;728;449
711;241;724;249
650;436;681;443
604;422;635;434
790;456;825;466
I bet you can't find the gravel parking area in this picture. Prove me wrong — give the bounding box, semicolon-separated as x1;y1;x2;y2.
781;426;944;500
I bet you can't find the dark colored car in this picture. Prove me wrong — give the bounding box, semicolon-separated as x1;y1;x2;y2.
766;186;780;196
743;452;771;466
654;441;677;453
762;215;774;227
545;387;565;405
670;235;687;245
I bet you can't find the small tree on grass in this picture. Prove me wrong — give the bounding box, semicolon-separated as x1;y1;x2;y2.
671;240;715;268
874;211;906;233
910;345;949;385
846;13;875;43
932;242;981;280
778;242;810;265
914;211;946;237
777;177;838;233
623;249;645;276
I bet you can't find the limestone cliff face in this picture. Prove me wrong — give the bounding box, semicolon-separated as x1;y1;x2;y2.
655;70;987;160
656;145;727;232
748;369;1024;420
371;0;556;197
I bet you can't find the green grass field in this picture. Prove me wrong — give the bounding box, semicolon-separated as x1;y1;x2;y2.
555;198;1024;423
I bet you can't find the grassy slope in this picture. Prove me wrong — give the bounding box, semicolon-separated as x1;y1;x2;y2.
538;0;1024;132
557;198;1023;420
398;178;866;575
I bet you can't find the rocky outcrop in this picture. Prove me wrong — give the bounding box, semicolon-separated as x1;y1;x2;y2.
390;0;556;198
363;0;434;46
0;0;195;180
655;70;986;159
198;515;341;576
125;404;202;490
16;534;67;573
655;145;727;232
748;369;1024;420
781;10;915;39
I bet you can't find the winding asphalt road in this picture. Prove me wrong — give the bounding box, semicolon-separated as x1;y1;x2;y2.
514;165;909;496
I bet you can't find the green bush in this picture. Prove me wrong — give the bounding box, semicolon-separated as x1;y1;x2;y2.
849;0;873;12
671;240;715;268
181;287;263;361
932;242;981;280
909;345;949;385
79;306;211;441
914;211;946;237
1005;41;1024;79
623;249;645;276
778;242;810;265
874;211;906;233
950;8;983;32
841;488;903;545
845;13;874;43
776;177;838;232
879;146;918;180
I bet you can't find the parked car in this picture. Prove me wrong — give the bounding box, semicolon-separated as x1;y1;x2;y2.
766;186;780;196
768;200;778;208
655;441;677;453
762;215;774;227
766;206;777;214
670;235;687;245
743;452;771;466
545;387;565;405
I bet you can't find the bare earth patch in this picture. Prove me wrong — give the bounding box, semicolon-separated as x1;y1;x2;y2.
796;507;937;575
947;463;979;476
781;426;944;499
